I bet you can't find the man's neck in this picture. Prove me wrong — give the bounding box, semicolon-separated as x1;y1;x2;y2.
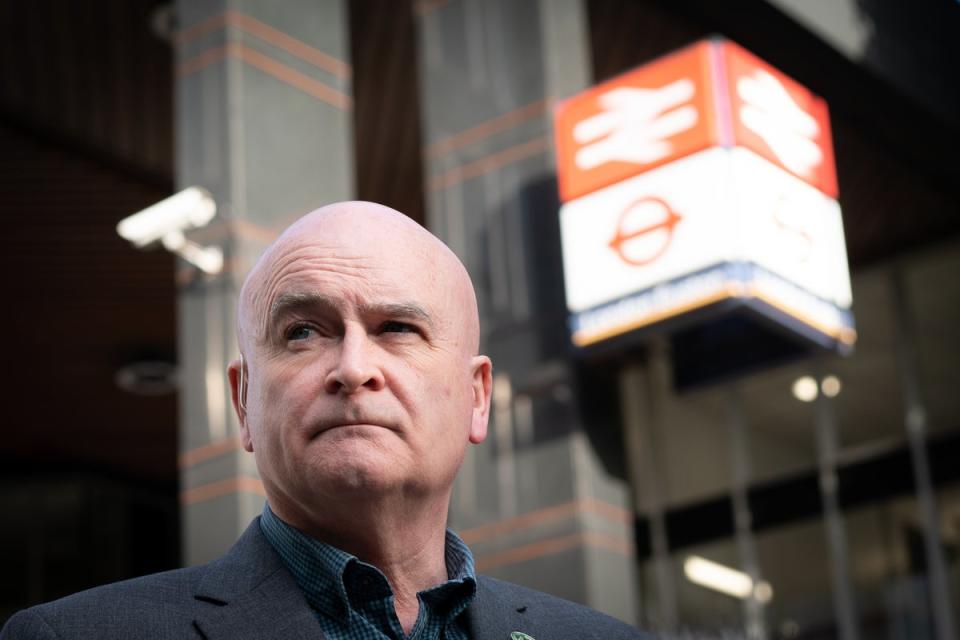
271;493;452;633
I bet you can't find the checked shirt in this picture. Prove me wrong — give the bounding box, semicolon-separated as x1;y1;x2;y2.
260;505;477;640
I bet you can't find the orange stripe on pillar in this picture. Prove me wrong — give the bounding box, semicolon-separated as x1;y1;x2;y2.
475;531;633;572
178;436;244;468
176;10;351;79
428;136;549;191
425;100;548;158
177;43;351;110
180;476;265;505
459;497;632;545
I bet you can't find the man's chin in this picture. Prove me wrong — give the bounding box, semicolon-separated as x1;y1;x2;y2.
321;469;407;501
305;445;408;493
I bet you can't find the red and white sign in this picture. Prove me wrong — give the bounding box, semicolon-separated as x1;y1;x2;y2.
731;148;850;308
608;197;683;267
554;41;716;203
555;38;851;350
554;39;838;202
560;146;852;343
722;44;837;198
561;148;734;313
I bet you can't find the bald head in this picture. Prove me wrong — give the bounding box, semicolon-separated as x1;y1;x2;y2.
237;201;480;359
227;201;493;529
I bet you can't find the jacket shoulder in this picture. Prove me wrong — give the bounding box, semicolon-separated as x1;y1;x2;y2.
475;575;653;639
1;520;290;640
1;566;207;640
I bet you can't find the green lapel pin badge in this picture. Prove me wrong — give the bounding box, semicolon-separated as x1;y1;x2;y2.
511;633;535;640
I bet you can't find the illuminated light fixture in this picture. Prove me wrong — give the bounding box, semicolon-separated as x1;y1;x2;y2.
821;375;842;398
684;555;773;603
754;580;774;604
791;374;842;402
117;186;223;274
791;375;819;403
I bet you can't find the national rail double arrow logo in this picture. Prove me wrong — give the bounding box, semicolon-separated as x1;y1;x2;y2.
608;196;683;266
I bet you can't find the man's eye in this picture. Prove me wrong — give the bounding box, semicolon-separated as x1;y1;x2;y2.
380;321;416;334
287;325;315;341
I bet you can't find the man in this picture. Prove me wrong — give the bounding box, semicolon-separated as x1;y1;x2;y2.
2;202;647;639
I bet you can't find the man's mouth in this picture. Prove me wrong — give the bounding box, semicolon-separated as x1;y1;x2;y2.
311;414;395;437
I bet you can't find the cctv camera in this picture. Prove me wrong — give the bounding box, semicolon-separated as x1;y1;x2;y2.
117;186;217;248
117;186;223;275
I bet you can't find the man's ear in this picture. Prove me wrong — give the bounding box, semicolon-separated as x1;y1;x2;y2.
227;357;254;452
468;355;493;444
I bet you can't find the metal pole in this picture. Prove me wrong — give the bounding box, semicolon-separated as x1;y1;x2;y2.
890;267;957;640
813;358;860;640
727;384;767;640
619;363;649;626
619;343;679;632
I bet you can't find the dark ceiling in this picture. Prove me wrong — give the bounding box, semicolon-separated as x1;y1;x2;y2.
2;0;174;486
1;0;958;487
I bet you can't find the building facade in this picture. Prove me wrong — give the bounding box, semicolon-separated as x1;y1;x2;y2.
2;1;959;638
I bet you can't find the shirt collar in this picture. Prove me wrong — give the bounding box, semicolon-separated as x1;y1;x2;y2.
259;503;476;621
259;503;353;617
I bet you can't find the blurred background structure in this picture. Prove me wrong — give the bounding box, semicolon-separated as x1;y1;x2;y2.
2;0;959;638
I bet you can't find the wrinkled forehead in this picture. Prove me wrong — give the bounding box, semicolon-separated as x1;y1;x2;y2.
262;231;439;304
237;208;476;348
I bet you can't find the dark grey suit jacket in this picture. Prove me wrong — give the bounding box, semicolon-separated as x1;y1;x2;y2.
1;519;649;639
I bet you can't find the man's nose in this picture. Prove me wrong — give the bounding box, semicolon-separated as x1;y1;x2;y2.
324;328;385;394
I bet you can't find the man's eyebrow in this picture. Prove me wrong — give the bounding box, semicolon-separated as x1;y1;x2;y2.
269;292;337;323
362;302;434;330
267;292;435;330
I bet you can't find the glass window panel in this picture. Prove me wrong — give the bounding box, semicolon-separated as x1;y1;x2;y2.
832;265;907;451
658;382;734;507
671;539;748;634
845;495;940;639
737;359;819;485
903;241;960;437
936;486;960;636
754;518;837;639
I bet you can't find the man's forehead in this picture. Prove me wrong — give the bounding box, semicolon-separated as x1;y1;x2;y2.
257;238;440;306
252;240;439;323
238;201;478;349
268;211;439;273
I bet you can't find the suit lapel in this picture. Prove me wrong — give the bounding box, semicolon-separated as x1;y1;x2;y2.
193;570;321;640
192;518;323;640
467;576;531;640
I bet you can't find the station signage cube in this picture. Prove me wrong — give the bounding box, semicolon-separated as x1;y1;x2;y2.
553;38;854;352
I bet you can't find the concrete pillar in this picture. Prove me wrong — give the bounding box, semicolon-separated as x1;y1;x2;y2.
173;0;353;565
416;0;639;623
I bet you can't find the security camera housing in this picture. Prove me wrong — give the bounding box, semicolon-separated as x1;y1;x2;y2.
117;186;223;274
117;186;217;248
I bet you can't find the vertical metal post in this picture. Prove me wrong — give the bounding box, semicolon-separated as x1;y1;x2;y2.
890;267;957;640
813;358;861;640
620;346;678;631
727;384;767;640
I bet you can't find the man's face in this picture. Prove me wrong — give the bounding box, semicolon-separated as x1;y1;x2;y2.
230;206;490;523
